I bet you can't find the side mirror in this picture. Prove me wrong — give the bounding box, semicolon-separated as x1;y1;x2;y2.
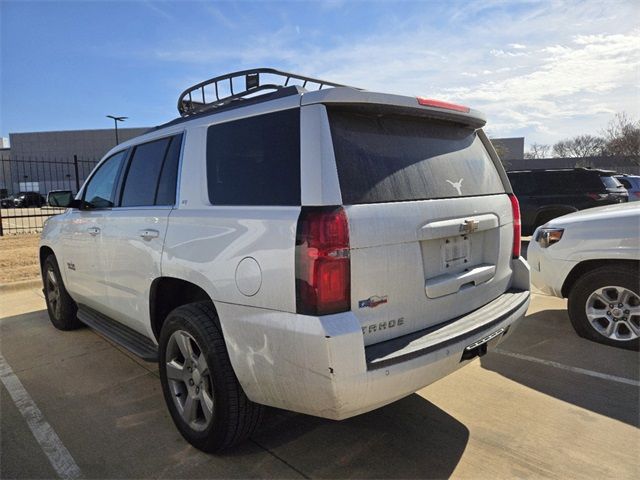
47;191;74;208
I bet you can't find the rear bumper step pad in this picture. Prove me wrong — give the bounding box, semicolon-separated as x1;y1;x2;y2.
365;289;530;370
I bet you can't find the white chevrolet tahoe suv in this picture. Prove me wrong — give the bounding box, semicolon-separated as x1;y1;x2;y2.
40;69;530;452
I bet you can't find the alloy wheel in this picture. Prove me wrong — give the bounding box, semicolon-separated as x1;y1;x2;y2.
46;266;62;319
585;286;640;341
165;330;214;431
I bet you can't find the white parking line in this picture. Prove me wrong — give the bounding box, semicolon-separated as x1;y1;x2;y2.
0;354;81;479
494;348;640;387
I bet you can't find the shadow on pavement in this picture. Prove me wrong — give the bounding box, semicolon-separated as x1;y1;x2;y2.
248;394;469;479
481;308;640;427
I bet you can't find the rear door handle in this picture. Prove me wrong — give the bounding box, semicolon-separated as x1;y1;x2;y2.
87;227;100;236
139;229;160;240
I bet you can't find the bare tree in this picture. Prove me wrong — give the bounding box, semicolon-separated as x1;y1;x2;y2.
601;112;640;160
552;135;605;158
524;143;551;159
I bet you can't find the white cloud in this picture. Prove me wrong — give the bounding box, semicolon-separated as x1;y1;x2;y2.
141;0;640;147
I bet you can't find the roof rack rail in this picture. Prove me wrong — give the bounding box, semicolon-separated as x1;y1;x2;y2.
177;67;357;117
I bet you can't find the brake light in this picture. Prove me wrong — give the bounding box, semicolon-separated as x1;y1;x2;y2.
587;193;606;200
295;207;350;315
509;194;521;259
416;97;470;113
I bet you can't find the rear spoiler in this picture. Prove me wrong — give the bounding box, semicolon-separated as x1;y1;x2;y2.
301;88;486;129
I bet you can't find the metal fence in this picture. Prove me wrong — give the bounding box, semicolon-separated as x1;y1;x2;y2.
0;155;99;235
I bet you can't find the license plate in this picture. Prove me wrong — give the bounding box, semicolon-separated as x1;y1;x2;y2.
441;235;470;269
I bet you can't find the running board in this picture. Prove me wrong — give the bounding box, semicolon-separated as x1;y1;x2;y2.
77;305;158;362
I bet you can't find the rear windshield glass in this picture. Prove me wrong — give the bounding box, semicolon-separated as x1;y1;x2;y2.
328;108;505;204
600;175;622;189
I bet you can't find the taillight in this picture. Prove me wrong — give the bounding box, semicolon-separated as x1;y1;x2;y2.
587;193;607;200
295;206;350;315
509;194;521;259
416;97;470;113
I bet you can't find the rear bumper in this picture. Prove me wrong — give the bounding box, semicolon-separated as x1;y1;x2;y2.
217;263;530;420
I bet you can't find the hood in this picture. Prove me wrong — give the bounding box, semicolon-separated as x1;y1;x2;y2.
547;202;640;227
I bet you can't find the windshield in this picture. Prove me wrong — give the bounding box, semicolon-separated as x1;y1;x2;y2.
328;107;505;204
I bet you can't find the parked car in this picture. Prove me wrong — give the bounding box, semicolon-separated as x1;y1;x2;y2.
0;195;15;208
13;191;46;208
528;202;640;350
615;174;640;202
508;168;628;235
39;68;530;452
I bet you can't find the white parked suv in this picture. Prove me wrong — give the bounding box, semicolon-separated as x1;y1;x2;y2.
528;202;640;350
40;69;530;452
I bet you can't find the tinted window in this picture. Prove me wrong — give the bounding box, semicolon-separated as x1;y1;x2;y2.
328;108;505;204
600;175;622;189
508;173;536;195
121;138;171;207
206;109;300;205
509;171;604;195
155;134;182;205
617;178;632;189
83;151;127;208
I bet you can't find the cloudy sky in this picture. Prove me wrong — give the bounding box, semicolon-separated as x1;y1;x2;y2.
2;0;639;149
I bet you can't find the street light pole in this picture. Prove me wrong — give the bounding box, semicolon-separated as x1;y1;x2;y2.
106;115;128;145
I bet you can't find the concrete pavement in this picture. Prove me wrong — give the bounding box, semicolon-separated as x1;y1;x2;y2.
1;287;638;479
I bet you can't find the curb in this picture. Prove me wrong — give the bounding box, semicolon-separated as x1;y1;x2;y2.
0;279;42;293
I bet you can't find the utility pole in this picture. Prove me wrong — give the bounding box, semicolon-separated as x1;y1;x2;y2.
106;115;128;144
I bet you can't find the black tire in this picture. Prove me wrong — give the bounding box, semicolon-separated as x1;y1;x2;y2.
567;265;640;351
43;254;82;330
159;301;264;453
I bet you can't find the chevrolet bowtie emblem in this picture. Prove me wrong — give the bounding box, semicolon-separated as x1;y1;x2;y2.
460;219;479;234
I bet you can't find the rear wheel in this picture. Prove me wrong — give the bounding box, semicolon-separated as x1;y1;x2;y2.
43;254;82;330
568;265;640;350
159;301;263;452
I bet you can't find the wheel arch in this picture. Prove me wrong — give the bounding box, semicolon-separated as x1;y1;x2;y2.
39;245;55;271
561;259;640;298
149;277;216;341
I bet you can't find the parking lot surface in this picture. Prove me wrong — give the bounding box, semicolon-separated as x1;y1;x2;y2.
1;286;638;479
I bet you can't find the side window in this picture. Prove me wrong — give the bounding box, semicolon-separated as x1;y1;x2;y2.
508;173;536;195
121;138;171;207
206;109;300;206
155;134;183;205
83;151;127;208
618;178;632;189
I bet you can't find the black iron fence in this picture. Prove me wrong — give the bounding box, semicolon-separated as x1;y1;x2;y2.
0;155;99;235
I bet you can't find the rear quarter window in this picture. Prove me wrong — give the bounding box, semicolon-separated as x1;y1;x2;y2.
206;109;300;206
328;108;505;204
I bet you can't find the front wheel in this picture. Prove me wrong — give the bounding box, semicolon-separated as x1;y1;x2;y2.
567;265;640;350
159;302;264;452
43;254;82;330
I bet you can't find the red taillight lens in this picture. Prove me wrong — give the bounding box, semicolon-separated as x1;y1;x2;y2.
509;194;521;259
416;97;470;113
296;207;350;315
587;192;606;200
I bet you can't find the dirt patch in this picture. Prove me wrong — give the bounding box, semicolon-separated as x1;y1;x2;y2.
0;234;41;284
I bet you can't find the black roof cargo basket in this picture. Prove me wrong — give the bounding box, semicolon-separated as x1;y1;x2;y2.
177;68;356;117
